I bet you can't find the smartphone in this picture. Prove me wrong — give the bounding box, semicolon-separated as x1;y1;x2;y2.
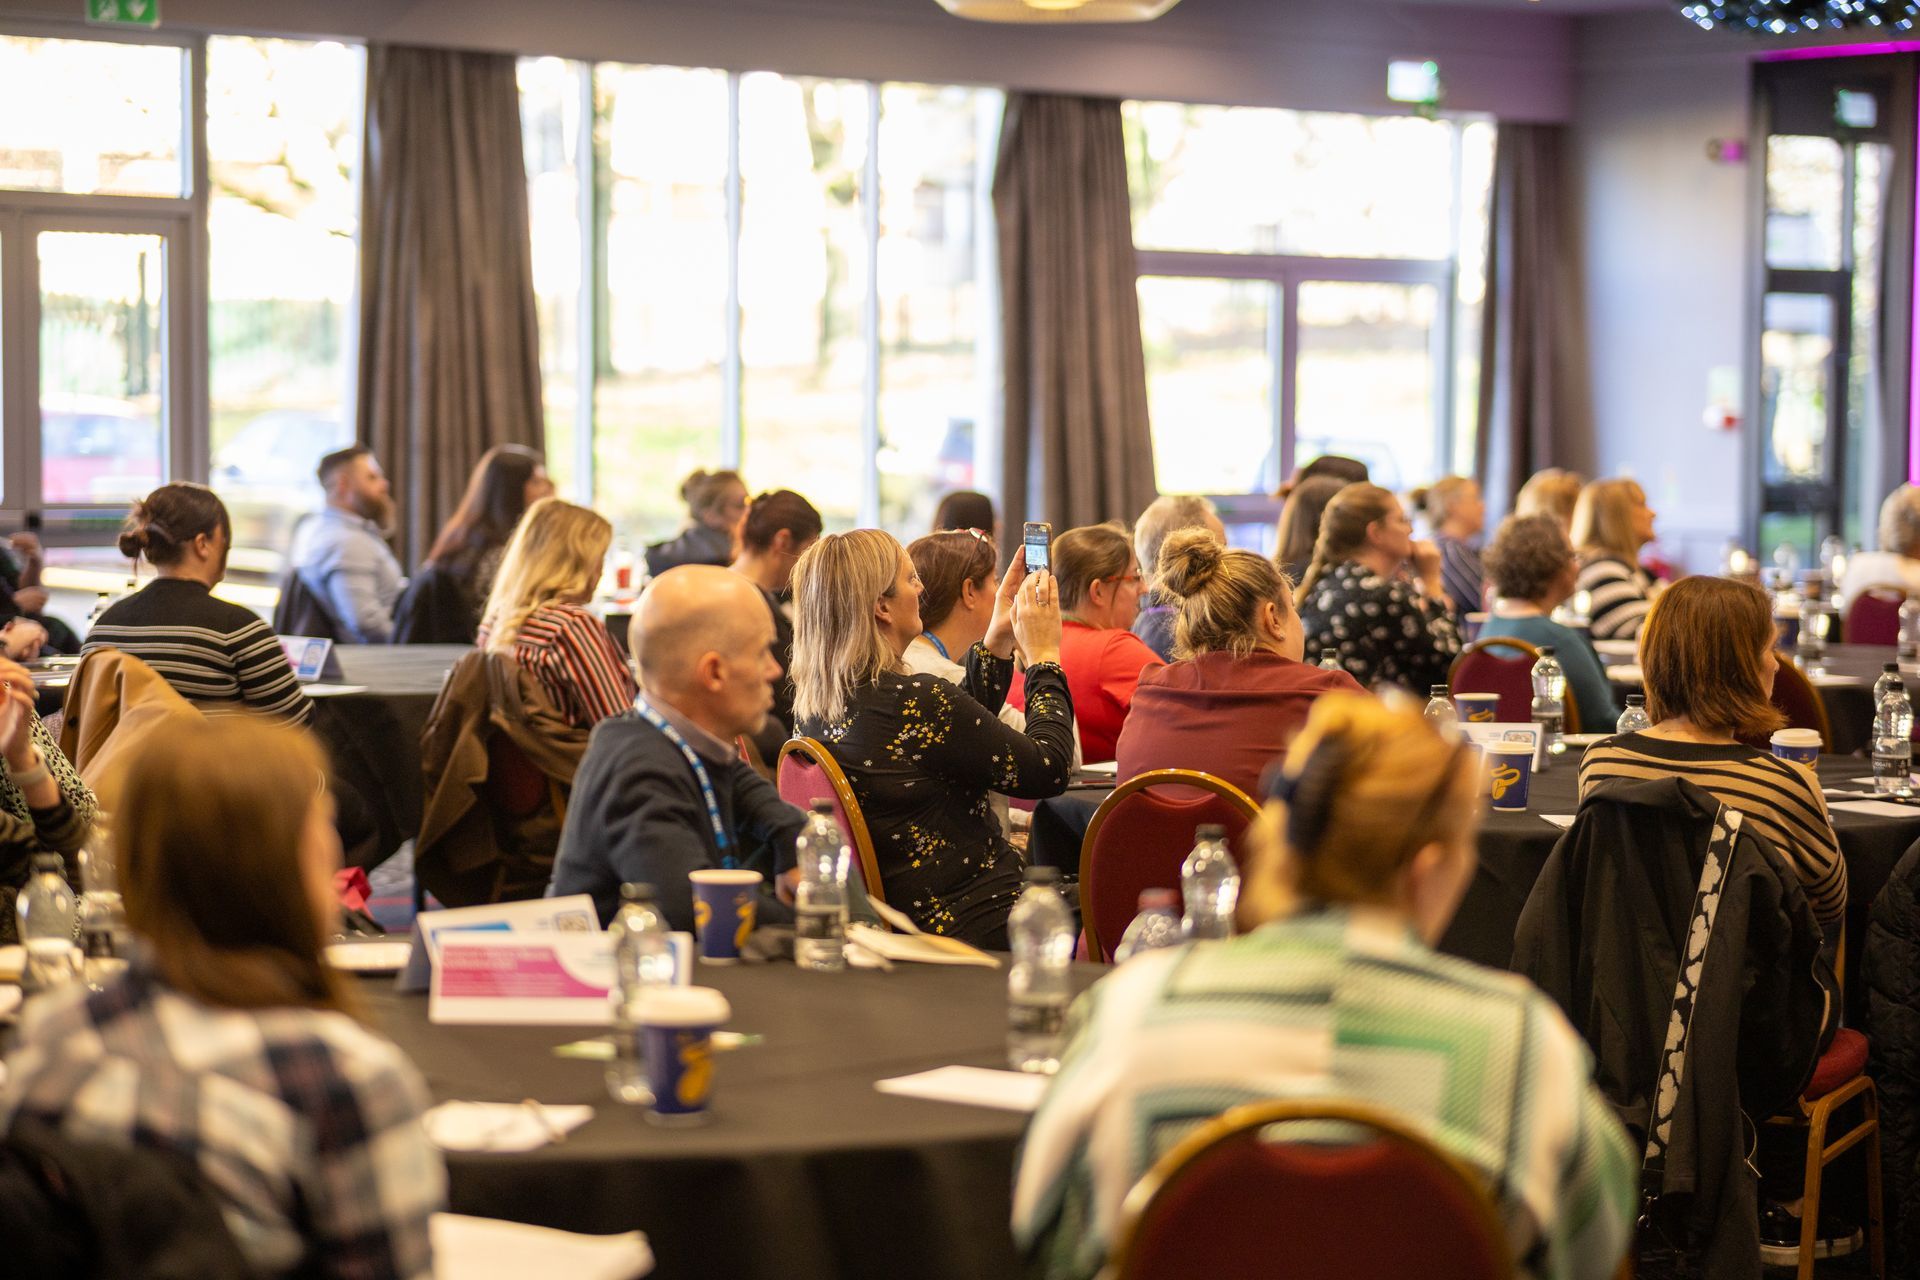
1023;521;1052;573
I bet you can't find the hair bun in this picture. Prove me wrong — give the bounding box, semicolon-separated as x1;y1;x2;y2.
1156;528;1223;600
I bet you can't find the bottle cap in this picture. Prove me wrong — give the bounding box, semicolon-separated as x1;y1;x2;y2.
1538;646;1556;656
1626;693;1645;706
619;882;658;902
31;853;64;873
1196;823;1226;840
1430;684;1448;696
810;799;836;815
1025;866;1063;885
1887;663;1902;674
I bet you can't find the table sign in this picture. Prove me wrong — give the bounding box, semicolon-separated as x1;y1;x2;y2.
1460;722;1546;772
398;894;601;992
430;932;687;1025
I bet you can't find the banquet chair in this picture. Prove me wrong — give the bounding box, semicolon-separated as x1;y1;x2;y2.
1738;659;1832;753
1847;589;1906;649
777;737;887;910
1448;637;1584;732
1109;1098;1513;1280
1077;770;1259;963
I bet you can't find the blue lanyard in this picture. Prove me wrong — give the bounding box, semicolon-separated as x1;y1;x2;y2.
633;697;733;861
920;632;950;660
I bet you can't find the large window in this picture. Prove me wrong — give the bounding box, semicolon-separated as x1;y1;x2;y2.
525;60;1001;542
1126;101;1494;510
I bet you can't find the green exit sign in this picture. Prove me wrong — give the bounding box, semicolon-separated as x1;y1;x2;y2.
86;0;159;27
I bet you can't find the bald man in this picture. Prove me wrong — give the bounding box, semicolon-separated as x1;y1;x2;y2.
549;565;803;930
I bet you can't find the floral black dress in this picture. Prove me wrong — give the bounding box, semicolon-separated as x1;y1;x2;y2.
797;646;1074;949
1298;559;1461;695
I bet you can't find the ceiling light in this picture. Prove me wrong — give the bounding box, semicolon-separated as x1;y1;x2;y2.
935;0;1182;23
1676;1;1920;33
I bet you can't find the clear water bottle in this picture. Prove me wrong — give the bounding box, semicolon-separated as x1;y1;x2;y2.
1820;534;1846;576
1530;646;1567;757
1875;676;1914;794
1424;684;1458;729
1180;824;1240;941
794;800;850;973
1616;693;1651;735
1900;595;1920;664
1875;662;1902;709
75;845;126;992
17;853;78;995
606;882;674;1104
85;591;111;626
1318;648;1342;673
1114;888;1183;963
1007;866;1075;1075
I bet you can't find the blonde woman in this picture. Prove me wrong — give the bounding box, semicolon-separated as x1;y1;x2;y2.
1515;467;1585;536
1413;475;1487;615
1296;484;1460;693
790;530;1073;948
1015;694;1636;1280
1114;530;1362;797
1570;477;1659;642
478;497;636;728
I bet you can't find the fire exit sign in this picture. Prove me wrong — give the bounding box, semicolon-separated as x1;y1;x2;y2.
86;0;159;27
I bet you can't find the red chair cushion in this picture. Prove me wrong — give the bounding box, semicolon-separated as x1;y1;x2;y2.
1083;790;1254;962
1803;1028;1869;1101
1450;648;1534;724
777;755;872;897
1127;1129;1508;1280
1846;591;1903;648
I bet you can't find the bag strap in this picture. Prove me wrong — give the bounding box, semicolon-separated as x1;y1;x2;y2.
1640;803;1739;1201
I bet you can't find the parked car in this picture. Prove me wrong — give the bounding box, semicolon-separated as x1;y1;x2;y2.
40;394;163;503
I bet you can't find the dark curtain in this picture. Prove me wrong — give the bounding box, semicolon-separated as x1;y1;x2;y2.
357;45;544;568
994;93;1158;536
1475;122;1594;516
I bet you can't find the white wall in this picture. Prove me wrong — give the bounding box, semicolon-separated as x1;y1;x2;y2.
0;0;1579;120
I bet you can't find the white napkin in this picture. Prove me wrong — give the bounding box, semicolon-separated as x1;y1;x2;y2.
431;1213;652;1280
423;1101;595;1153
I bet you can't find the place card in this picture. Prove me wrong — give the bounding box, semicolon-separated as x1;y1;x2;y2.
398;894;602;992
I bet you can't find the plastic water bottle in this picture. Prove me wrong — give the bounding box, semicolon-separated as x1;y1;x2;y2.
1875;662;1902;709
1318;648;1342;673
1797;576;1830;669
794;800;850;973
1114;888;1183;963
75;845;126;992
1424;684;1458;729
1180;824;1240;941
1875;676;1914;794
85;591;111;627
1616;693;1651;735
606;883;674;1103
17;853;78;995
1530;646;1567;757
1900;595;1920;664
1007;866;1075;1075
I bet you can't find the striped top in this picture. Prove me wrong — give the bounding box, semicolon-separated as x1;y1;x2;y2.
84;578;311;725
1574;555;1653;641
479;601;635;730
1435;532;1485;616
1012;908;1637;1280
1579;732;1846;928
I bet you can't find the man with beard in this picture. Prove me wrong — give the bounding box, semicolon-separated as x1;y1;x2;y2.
291;446;405;644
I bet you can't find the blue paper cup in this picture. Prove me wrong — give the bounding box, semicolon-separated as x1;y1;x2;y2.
637;986;731;1126
1463;611;1488;643
1454;692;1501;724
689;868;761;964
1769;728;1821;768
1486;744;1535;812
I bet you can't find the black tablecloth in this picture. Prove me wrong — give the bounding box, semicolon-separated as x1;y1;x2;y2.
311;645;466;869
366;961;1103;1280
1033;755;1919;1017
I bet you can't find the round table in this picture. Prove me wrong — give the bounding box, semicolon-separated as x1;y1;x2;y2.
366;960;1101;1280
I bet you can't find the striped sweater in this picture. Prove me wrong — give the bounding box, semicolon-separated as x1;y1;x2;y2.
83;578;311;725
1579;732;1846;928
1013;908;1637;1280
1574;555;1653;641
479;602;635;730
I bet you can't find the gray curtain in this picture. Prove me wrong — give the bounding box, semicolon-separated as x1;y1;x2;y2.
994;93;1158;537
1475;123;1594;516
357;44;544;568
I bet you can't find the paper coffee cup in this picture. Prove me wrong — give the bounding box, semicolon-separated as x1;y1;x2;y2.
1486;742;1535;812
637;986;731;1125
1769;728;1822;767
688;868;761;964
1463;611;1488;642
1453;692;1501;724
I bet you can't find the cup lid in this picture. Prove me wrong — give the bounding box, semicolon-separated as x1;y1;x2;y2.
688;868;763;886
1770;728;1823;746
1487;740;1536;755
636;985;731;1027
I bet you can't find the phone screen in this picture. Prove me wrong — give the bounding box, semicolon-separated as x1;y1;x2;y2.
1023;522;1051;573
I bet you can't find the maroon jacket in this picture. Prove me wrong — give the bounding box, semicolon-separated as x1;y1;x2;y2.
1114;650;1365;798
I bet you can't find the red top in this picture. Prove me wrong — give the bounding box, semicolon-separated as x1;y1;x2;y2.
1114;650;1365;797
1013;621;1164;764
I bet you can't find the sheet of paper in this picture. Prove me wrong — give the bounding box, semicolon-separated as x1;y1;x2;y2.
1830;800;1920;818
431;1214;652;1280
303;683;370;697
1076;761;1118;777
423;1102;597;1153
875;1065;1049;1113
1592;639;1638;658
846;923;1000;968
1606;664;1643;684
1807;673;1859;688
1542;815;1576;829
326;940;413;973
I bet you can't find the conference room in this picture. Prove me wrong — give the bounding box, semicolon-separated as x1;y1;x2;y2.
1;0;1918;1276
